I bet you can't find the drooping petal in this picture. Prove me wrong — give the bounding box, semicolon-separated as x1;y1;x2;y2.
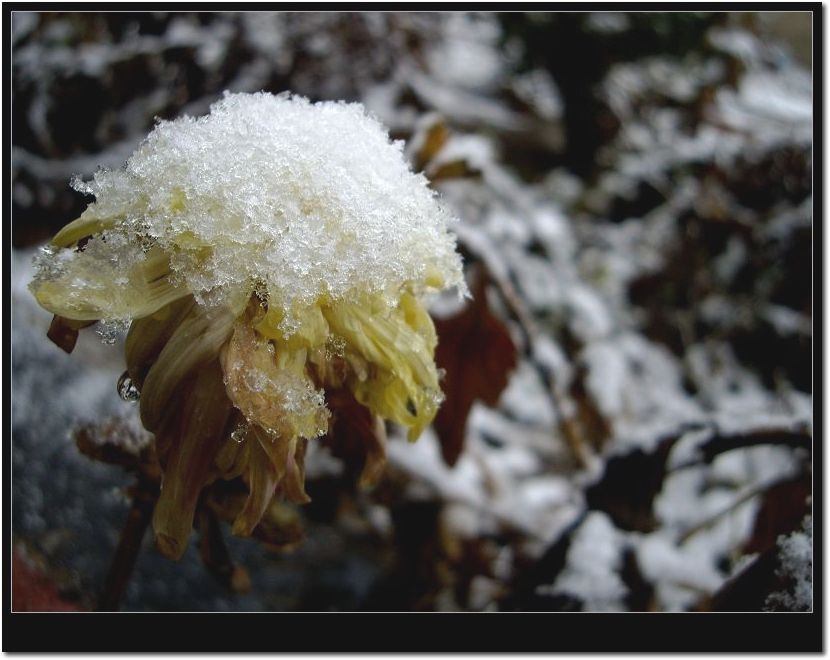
220;321;329;441
322;295;442;441
125;296;196;388
324;388;387;489
31;245;189;322
152;360;233;560
231;427;285;536
140;300;237;432
213;413;253;481
281;437;311;504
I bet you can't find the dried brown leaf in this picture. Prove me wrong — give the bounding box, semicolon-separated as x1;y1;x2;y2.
323;388;388;488
432;268;517;466
412;118;450;172
743;471;811;555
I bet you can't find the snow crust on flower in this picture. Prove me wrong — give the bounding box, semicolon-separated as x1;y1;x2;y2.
34;91;465;334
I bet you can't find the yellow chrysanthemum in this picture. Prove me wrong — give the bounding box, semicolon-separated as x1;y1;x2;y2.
30;92;465;559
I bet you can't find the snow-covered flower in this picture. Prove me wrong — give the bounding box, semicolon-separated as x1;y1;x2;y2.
30;91;465;559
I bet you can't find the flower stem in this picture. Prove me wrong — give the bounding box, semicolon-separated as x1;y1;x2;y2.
96;477;159;611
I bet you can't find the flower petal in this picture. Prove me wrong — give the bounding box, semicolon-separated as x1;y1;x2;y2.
152;360;233;560
221;321;329;440
140;301;237;433
46;315;96;354
125;296;196;388
50;207;120;248
31;245;188;322
322;295;442;440
231;427;285;536
281;437;311;504
213;413;252;480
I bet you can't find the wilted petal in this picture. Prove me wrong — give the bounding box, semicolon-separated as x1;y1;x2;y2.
152;360;233;560
231;427;285;536
221;321;329;440
281;437;311;504
323;295;442;441
325;388;387;488
140;301;237;432
47;315;95;354
358;416;387;489
213;413;252;481
125;296;196;387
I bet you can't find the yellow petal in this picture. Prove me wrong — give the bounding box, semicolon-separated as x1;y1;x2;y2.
50;207;119;248
322;295;442;441
255;299;330;351
31;245;188;322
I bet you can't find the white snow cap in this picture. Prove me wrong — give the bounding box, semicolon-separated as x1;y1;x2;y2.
70;91;465;330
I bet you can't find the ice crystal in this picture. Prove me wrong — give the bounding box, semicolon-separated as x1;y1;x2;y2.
766;514;812;611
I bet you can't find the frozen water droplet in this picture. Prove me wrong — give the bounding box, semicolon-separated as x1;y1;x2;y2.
117;371;140;401
231;421;249;443
426;387;445;408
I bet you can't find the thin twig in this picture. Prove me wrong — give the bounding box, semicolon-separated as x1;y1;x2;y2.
96;477;159;611
677;478;783;545
197;505;251;593
458;239;591;467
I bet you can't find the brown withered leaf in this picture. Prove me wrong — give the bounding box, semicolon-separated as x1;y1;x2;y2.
13;547;83;612
426;159;482;183
706;547;784;612
412;116;450;172
743;471;811;555
323;388;387;489
432;267;518;467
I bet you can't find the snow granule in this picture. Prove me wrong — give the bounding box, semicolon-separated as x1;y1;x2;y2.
767;514;812;611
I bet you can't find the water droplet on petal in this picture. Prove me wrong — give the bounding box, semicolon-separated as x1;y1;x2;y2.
231;421;249;443
117;370;140;401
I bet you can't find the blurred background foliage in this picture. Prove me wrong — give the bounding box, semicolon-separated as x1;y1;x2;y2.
11;11;813;614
